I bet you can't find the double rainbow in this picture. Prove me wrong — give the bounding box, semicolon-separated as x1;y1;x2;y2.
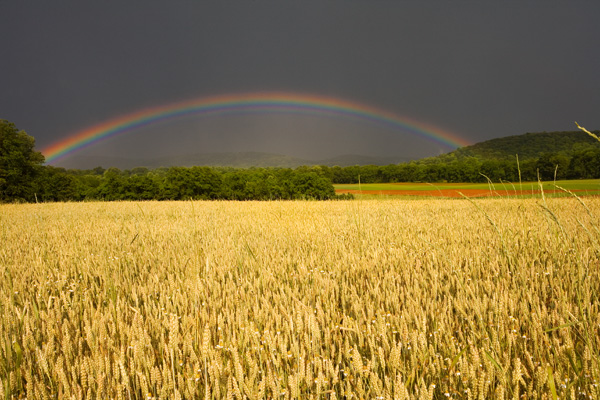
42;92;470;164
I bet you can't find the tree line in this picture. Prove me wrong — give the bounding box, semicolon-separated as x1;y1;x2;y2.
446;130;600;161
2;119;599;203
36;165;338;202
1;120;339;202
327;149;600;184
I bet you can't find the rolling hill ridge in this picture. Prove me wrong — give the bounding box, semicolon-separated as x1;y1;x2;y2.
436;130;600;162
52;130;600;170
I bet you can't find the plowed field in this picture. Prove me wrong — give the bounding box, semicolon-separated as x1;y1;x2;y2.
335;188;579;197
335;180;600;197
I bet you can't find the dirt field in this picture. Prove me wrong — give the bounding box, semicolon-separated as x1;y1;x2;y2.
335;188;580;197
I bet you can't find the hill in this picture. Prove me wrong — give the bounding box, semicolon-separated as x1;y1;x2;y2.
436;130;600;162
50;130;599;170
53;152;412;169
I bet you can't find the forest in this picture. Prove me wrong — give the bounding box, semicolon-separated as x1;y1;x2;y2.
35;165;338;202
327;148;600;184
29;146;600;202
2;119;599;202
328;130;600;184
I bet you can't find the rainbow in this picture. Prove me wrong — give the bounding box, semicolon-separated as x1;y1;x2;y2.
42;92;470;164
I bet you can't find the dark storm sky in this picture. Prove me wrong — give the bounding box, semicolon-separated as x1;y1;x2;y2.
2;1;599;165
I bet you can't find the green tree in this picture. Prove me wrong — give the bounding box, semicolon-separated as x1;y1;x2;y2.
290;171;335;199
74;174;103;199
0;120;45;202
568;148;600;179
162;166;223;200
36;166;79;201
97;168;126;200
536;153;570;181
122;175;157;200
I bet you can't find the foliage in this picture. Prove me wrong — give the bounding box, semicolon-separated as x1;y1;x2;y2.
27;147;600;201
29;165;339;202
3;120;599;201
0;120;45;202
325;147;600;184
323;129;600;184
443;130;600;162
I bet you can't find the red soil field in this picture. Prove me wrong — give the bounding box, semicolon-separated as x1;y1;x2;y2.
335;189;582;198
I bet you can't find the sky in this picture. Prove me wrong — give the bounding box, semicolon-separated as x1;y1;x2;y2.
1;1;599;167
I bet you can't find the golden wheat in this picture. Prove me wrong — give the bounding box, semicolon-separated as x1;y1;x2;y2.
1;197;599;399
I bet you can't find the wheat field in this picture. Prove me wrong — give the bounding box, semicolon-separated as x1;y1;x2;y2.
1;197;599;399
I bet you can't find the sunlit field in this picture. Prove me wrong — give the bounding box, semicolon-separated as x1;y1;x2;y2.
335;179;600;198
1;197;599;399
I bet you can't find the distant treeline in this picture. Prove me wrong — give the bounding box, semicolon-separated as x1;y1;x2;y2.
446;130;600;161
34;146;600;202
2;119;599;203
328;147;600;183
34;166;341;202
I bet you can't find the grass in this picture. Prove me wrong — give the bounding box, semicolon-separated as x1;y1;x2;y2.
335;179;600;196
1;197;599;399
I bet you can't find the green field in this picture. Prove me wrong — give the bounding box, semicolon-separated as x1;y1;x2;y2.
335;179;600;196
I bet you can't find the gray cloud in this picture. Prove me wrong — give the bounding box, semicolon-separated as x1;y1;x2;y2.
1;1;599;166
